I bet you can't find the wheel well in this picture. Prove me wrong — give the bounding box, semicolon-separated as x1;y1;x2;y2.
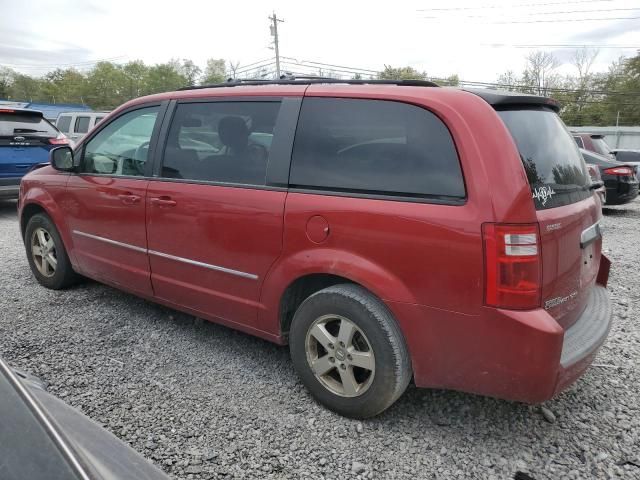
20;203;46;238
280;274;355;342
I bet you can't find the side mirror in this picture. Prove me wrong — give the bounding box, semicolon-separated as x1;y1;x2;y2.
50;147;75;172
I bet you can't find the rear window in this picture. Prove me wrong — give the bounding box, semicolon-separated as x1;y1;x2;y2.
290;98;465;201
0;113;58;137
57;116;72;133
498;108;591;210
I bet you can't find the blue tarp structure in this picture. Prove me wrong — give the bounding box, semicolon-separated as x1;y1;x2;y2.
0;99;92;121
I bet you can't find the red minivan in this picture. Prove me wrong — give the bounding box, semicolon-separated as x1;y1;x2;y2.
18;79;612;418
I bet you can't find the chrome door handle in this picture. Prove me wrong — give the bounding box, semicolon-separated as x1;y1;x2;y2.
117;193;141;205
150;197;177;207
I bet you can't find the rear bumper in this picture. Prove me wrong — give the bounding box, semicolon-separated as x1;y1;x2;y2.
553;284;612;395
0;178;21;199
605;182;639;205
389;284;612;404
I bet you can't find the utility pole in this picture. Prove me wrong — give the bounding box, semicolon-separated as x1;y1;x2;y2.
269;12;284;78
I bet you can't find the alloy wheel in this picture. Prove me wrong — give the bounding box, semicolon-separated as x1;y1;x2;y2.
305;314;375;397
31;227;57;278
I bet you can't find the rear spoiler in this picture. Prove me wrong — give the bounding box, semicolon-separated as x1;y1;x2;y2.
464;88;560;113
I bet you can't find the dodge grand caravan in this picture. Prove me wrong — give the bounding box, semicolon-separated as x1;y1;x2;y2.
18;79;612;418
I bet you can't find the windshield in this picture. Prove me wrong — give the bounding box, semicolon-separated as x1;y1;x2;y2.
591;137;611;156
498;108;591;210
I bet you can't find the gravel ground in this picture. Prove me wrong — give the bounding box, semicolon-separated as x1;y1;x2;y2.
0;198;639;480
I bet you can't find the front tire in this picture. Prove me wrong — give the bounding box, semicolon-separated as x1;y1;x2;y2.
25;213;78;289
289;284;412;418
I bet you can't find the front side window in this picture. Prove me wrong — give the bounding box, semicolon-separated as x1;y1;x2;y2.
161;101;281;186
57;116;72;133
290;98;465;199
81;106;159;176
75;116;91;134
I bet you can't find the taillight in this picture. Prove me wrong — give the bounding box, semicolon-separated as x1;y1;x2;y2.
603;166;633;176
483;223;542;310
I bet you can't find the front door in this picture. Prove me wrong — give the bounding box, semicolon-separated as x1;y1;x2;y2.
146;99;288;328
64;105;162;297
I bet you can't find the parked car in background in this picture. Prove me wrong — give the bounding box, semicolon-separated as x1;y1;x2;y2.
573;132;615;159
0;108;68;199
585;163;606;205
0;356;168;480
19;79;612;418
581;148;639;205
611;149;640;183
56;111;110;145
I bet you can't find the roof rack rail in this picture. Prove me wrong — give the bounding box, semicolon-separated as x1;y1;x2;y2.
177;76;440;91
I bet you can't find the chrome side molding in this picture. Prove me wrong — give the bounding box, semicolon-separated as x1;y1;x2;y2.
72;230;258;280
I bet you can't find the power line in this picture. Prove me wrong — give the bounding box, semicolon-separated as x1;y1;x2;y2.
281;57;379;75
242;57;640;96
417;0;614;11
422;7;640;19
233;62;277;76
236;57;274;70
466;15;640;24
481;43;640;49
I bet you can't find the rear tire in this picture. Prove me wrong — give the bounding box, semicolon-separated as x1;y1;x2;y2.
289;284;412;418
25;213;79;290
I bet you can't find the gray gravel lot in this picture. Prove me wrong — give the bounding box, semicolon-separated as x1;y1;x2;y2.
0;199;639;480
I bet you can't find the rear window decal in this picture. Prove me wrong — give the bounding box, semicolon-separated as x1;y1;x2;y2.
532;186;556;206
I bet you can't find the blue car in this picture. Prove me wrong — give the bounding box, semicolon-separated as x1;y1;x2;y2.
0;108;68;199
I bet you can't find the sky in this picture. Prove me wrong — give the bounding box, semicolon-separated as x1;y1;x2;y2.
0;0;639;82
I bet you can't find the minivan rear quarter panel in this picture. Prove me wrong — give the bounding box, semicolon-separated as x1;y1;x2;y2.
260;88;577;402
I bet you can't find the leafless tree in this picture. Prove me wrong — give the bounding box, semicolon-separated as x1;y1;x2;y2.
522;51;561;96
572;48;599;111
228;60;241;80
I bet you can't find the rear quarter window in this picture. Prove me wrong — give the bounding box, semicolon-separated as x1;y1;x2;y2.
290;98;465;201
498;108;591;209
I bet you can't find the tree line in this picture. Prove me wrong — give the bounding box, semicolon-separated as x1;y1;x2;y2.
1;51;638;126
0;58;227;110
